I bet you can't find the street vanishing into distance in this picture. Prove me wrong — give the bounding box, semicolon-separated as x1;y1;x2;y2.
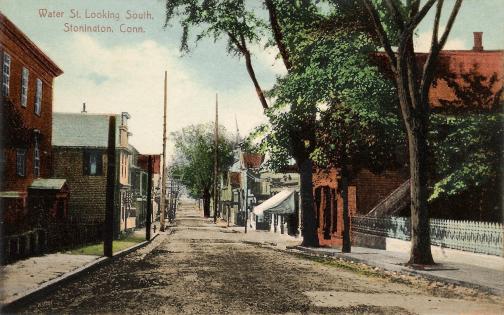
12;203;504;315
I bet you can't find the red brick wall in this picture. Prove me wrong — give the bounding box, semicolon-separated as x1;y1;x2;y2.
313;168;358;247
312;167;405;247
352;168;407;214
0;14;61;194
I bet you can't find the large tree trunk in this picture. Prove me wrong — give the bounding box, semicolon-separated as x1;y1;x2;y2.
299;158;319;247
407;121;434;265
341;166;351;253
362;0;463;266
203;189;211;218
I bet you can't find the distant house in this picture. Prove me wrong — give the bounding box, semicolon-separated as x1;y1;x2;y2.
52;109;135;236
0;12;66;228
220;151;263;226
220;170;242;225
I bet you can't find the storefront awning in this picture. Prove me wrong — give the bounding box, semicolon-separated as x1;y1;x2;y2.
253;189;295;216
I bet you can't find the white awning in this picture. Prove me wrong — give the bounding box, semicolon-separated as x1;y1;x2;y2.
253;189;295;216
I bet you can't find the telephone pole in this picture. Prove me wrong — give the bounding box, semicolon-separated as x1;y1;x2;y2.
213;93;219;223
104;116;116;257
146;155;153;241
160;71;167;232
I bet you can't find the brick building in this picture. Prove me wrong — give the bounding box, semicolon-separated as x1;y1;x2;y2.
0;12;65;228
312;167;407;246
52;110;134;236
313;32;503;246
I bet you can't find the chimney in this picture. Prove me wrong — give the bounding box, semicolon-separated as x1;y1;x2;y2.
81;102;87;113
473;32;483;51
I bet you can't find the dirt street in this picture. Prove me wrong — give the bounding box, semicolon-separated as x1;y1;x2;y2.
14;204;504;314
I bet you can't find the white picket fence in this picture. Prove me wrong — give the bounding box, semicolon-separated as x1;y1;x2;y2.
352;216;503;256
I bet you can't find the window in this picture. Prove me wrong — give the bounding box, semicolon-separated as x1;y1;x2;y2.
83;150;103;176
21;67;29;107
0;149;5;173
16;149;26;177
34;78;42;115
90;153;97;174
34;134;40;177
2;52;11;96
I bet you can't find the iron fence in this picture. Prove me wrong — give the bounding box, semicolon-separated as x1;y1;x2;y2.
1;219;103;264
352;215;503;256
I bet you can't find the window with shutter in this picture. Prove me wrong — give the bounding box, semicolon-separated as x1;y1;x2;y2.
34;78;42;115
21;67;29;107
2;52;10;96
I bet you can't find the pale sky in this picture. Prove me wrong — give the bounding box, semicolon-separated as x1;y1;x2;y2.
1;0;503;156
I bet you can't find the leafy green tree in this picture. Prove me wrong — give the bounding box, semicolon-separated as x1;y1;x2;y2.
164;0;270;109
171;124;235;217
429;113;502;204
362;0;464;265
251;15;403;252
164;0;323;245
428;66;503;221
164;0;399;248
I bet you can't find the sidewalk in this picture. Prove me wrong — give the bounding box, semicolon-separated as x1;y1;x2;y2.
294;245;504;296
0;253;101;305
0;226;159;307
219;221;504;296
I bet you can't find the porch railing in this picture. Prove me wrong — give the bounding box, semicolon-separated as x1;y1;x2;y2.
351;215;503;256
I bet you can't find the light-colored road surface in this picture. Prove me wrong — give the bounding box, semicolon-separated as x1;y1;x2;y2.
17;203;504;314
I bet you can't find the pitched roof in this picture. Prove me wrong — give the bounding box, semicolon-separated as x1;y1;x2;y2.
53;113;120;148
425;50;504;108
372;49;504;109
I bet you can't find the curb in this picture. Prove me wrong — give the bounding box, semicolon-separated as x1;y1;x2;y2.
1;233;160;313
290;245;503;296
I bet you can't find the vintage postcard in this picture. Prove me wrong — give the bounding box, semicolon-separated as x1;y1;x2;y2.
0;0;503;314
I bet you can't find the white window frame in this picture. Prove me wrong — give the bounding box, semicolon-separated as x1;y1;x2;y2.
34;134;40;177
21;67;29;107
16;149;26;177
2;52;11;96
90;152;97;175
34;78;42;115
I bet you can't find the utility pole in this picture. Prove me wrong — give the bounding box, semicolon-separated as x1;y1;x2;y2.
213;93;219;223
160;71;167;232
104;116;116;257
244;185;248;233
146;155;153;241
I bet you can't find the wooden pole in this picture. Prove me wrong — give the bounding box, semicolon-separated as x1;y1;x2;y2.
342;165;351;253
146;155;153;241
160;71;167;232
213;93;219;223
104;116;116;257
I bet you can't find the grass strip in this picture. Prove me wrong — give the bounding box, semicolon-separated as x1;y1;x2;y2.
68;235;145;256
